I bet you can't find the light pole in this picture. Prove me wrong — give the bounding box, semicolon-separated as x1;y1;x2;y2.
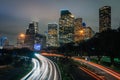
79;30;84;35
79;29;85;36
79;29;85;57
19;33;25;39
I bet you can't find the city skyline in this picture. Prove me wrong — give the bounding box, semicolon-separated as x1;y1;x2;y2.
0;0;120;44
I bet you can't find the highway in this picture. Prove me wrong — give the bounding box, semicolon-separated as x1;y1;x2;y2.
21;54;61;80
42;53;120;80
72;57;120;80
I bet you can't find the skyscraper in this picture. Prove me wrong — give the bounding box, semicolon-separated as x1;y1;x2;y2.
24;21;39;49
59;10;75;45
47;23;58;47
27;21;39;35
99;6;111;32
74;18;83;42
84;27;94;40
74;18;94;42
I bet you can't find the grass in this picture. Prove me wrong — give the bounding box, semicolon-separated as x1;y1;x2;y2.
90;57;120;73
47;56;74;80
56;59;73;80
10;62;33;80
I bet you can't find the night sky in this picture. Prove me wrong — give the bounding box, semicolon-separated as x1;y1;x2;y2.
0;0;120;44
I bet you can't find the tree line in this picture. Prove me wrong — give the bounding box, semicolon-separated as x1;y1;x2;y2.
57;27;120;65
0;48;34;65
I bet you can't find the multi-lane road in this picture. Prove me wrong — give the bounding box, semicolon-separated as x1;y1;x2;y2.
42;53;120;80
21;54;61;80
72;57;120;80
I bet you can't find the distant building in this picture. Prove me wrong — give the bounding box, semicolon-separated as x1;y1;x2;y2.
84;27;94;40
59;10;75;45
0;36;8;47
24;21;39;49
78;27;94;41
99;6;111;32
3;45;14;49
35;34;46;49
47;23;58;47
74;18;94;42
0;35;14;49
24;21;46;50
17;33;25;48
74;18;83;42
3;38;9;46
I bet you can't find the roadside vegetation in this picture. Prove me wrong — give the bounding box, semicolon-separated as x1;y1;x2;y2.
47;56;96;80
0;48;34;80
47;56;74;80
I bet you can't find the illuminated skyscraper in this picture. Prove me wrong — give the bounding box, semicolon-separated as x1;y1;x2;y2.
24;21;46;50
24;21;39;49
99;6;111;32
84;27;94;40
74;18;83;42
26;21;39;35
47;23;58;47
74;18;94;42
59;10;75;45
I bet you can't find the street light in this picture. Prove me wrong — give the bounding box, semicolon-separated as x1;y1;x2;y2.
79;29;86;57
19;33;25;39
17;33;25;48
79;30;84;35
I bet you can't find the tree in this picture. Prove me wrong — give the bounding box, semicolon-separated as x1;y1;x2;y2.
99;29;119;65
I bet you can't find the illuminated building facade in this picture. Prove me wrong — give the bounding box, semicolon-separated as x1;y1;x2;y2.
24;21;39;49
99;6;111;32
74;19;94;42
59;10;75;45
74;18;83;42
17;33;25;48
24;21;46;50
35;34;46;49
47;23;58;47
0;36;8;47
0;35;14;49
77;27;94;42
84;27;94;40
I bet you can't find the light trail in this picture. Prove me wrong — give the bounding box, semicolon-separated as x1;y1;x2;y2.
21;58;38;80
21;54;61;80
47;61;53;80
80;67;105;80
72;57;120;80
41;53;120;80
